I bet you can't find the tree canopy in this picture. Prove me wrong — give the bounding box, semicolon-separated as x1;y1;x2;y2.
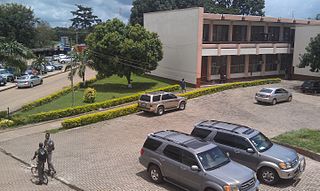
299;34;320;72
130;0;265;25
70;4;102;30
85;19;163;85
34;21;56;48
0;3;38;48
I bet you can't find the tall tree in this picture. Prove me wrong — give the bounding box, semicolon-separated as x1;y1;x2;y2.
86;19;163;86
34;20;55;48
130;0;264;25
0;37;34;74
0;3;38;48
299;34;320;72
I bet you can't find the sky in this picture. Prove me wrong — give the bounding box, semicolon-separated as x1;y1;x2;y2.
0;0;319;27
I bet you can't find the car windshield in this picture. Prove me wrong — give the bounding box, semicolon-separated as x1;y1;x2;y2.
140;95;151;102
19;76;29;80
250;133;273;152
197;147;230;171
259;88;273;93
302;81;313;86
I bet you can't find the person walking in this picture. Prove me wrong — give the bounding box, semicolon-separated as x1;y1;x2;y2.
32;142;47;185
44;133;56;175
180;79;186;93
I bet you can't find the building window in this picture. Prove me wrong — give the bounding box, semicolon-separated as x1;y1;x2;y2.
203;24;210;42
232;25;247;42
251;26;265;42
211;56;227;75
280;54;293;70
231;56;245;73
283;27;291;42
213;25;229;42
266;55;278;71
268;27;280;42
249;55;262;73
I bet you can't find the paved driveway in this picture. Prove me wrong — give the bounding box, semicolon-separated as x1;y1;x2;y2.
0;80;319;191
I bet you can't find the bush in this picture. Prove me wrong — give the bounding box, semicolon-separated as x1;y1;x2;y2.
83;88;97;103
20;78;97;111
60;78;281;129
0;110;7;119
61;104;138;129
0;119;15;128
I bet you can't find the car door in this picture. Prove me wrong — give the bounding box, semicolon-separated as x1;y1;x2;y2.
180;150;203;191
168;93;179;108
274;89;283;101
161;94;176;109
162;145;184;185
280;88;289;101
212;132;234;157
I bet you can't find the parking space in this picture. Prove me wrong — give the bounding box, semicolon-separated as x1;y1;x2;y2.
0;80;319;190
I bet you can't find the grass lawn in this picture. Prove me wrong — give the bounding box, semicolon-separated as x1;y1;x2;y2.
18;74;175;116
273;129;320;153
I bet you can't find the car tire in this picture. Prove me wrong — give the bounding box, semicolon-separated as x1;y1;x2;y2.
272;99;277;105
179;101;186;110
40;80;43;85
287;96;292;102
258;167;279;185
30;83;33;88
148;165;163;184
157;106;164;116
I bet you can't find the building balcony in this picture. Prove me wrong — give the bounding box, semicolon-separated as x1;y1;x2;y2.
202;42;292;56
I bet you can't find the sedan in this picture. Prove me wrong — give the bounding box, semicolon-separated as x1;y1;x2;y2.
16;75;43;88
45;63;55;72
255;87;292;105
0;76;6;86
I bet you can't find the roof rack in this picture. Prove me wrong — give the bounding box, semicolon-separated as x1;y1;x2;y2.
198;120;254;135
150;130;189;148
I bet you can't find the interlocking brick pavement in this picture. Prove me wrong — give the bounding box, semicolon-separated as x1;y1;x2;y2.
0;80;319;191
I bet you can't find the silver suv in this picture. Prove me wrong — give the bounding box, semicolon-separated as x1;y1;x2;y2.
191;120;306;185
139;130;259;191
138;91;186;115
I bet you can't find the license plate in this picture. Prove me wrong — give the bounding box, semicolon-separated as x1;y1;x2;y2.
141;103;146;107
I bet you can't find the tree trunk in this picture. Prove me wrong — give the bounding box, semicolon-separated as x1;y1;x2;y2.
71;65;75;107
125;72;132;88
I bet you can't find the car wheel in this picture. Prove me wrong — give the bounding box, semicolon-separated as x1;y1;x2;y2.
287;96;292;102
40;80;43;85
258;167;279;185
272;99;277;105
148;165;163;184
157;106;164;116
30;83;33;88
179;101;186;110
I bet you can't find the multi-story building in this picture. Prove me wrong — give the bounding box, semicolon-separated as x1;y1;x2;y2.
144;7;320;87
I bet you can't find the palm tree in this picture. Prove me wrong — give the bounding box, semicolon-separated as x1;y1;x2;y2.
32;55;46;75
0;37;34;74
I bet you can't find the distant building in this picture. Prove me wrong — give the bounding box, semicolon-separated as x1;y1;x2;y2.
144;7;320;87
60;36;71;52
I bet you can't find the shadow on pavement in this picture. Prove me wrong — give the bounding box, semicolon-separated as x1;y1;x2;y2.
136;170;184;191
268;178;302;189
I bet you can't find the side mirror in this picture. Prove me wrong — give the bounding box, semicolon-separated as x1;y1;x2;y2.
191;165;200;171
226;152;230;157
246;148;255;154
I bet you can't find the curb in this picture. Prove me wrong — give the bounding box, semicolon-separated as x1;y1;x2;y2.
273;141;320;162
0;71;66;92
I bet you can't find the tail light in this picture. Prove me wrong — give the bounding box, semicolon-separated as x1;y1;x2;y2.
140;148;144;156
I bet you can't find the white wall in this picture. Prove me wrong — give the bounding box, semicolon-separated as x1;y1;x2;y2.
144;8;201;85
293;26;320;77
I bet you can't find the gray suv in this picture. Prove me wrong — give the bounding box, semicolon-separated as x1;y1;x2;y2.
191;120;306;185
139;130;259;191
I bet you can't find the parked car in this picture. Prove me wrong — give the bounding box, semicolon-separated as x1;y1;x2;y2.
52;55;60;61
138;91;186;115
301;80;320;93
0;69;14;82
16;75;43;88
191;120;306;185
51;62;63;70
0;76;7;86
255;87;292;105
45;63;55;72
59;56;72;64
139;130;259;191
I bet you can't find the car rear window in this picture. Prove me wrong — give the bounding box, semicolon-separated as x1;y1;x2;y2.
191;128;211;139
260;88;273;93
143;138;162;151
140;95;151;102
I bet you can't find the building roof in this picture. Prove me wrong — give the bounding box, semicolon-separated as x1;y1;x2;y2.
203;13;320;26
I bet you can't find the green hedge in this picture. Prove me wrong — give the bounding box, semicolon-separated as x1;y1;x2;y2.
0;110;7;119
178;78;281;99
20;84;180;124
20;78;97;111
61;104;139;129
61;78;281;129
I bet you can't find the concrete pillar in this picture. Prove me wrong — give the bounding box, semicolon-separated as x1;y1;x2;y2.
247;23;251;42
277;54;281;73
207;56;212;81
209;21;213;42
227;55;231;79
228;22;233;42
261;54;266;75
279;25;284;42
244;55;250;77
264;24;268;41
